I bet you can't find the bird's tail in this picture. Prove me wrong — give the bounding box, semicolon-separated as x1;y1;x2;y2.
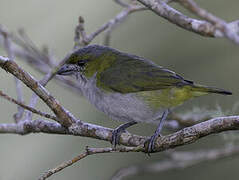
190;84;232;96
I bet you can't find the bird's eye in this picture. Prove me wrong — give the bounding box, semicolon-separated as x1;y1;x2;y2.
77;61;85;67
77;59;89;67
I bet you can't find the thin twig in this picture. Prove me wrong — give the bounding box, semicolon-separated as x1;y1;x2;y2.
0;26;84;99
16;29;50;64
114;0;130;7
104;4;147;45
24;72;54;121
39;146;141;180
23;39;76;121
0;90;58;121
39;151;88;180
76;4;146;46
74;17;81;48
0;56;76;127
0;25;25;122
7;29;59;121
74;16;88;48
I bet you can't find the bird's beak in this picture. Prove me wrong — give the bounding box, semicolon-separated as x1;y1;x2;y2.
57;64;76;76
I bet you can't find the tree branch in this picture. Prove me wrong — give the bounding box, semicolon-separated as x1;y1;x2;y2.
0;119;67;135
0;56;76;127
177;0;239;44
38;146;140;180
137;0;239;40
0;1;237;179
0;110;239;154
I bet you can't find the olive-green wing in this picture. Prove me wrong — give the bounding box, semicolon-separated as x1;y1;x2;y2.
98;55;193;93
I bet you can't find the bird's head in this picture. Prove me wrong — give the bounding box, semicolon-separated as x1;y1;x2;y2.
57;44;118;78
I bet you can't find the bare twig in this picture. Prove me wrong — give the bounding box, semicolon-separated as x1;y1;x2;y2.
15;29;51;65
111;144;239;180
6;29;60;121
39;146;140;180
24;72;55;121
104;4;147;45
39;150;88;180
75;4;146;46
0;56;76;127
0;26;85;98
105;3;147;45
24;40;76;121
0;90;58;121
114;0;130;7
0;25;25;122
74;16;88;48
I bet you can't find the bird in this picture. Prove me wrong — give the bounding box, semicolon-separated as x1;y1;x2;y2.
57;44;232;153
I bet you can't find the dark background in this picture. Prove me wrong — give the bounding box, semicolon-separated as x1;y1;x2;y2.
0;0;238;179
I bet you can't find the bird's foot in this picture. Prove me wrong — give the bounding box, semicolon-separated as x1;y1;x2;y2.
111;127;126;148
144;133;161;155
111;121;138;148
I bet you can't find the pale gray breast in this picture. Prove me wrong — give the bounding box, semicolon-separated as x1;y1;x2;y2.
79;74;163;123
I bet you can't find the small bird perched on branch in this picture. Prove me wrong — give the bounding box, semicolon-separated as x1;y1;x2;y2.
57;45;232;153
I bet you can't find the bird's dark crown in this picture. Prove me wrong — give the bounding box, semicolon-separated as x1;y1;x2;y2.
67;44;121;64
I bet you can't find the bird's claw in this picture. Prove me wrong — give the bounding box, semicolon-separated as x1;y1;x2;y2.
144;134;161;155
111;128;126;148
111;121;137;148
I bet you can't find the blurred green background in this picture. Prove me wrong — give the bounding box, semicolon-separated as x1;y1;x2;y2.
0;0;238;179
